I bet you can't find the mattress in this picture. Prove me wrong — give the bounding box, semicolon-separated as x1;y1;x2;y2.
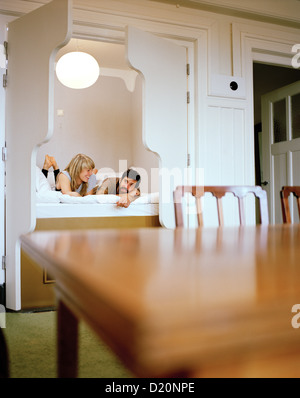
36;191;159;219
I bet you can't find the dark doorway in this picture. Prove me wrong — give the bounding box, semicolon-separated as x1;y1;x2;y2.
253;63;300;185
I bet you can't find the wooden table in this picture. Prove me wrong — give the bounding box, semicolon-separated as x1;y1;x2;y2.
20;225;300;378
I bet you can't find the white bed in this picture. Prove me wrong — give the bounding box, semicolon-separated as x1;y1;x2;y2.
36;191;159;218
35;167;160;228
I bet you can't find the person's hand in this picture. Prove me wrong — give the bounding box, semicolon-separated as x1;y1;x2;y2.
116;195;131;208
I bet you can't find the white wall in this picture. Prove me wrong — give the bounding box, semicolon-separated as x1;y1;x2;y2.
37;74;132;171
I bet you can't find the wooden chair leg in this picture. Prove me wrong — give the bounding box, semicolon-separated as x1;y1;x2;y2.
216;198;224;226
238;197;246;226
297;198;300;221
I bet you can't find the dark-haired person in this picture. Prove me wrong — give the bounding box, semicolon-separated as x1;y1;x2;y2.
95;168;141;208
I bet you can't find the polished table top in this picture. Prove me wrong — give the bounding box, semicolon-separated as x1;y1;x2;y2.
20;224;300;377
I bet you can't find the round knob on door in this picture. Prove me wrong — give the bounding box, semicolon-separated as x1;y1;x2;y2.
261;181;269;186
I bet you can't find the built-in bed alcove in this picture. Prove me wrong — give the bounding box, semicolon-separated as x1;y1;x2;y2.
7;0;188;310
35;37;161;229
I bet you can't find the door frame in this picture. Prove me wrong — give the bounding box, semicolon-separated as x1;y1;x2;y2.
232;22;300;221
261;81;300;224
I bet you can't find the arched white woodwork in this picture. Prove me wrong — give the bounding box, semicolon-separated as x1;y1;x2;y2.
126;26;187;229
5;0;72;310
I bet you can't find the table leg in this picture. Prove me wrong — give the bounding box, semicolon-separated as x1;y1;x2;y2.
57;300;79;378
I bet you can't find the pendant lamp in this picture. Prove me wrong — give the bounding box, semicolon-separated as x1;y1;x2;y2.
56;51;100;89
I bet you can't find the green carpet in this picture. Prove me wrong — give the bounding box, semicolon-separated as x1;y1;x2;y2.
3;311;132;378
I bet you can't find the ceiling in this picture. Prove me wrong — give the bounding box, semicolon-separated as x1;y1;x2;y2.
149;0;300;27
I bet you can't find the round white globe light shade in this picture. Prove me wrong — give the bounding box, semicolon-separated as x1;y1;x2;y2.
56;52;100;89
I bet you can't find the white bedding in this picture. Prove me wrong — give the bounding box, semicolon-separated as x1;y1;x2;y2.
35;166;159;218
36;202;159;218
36;191;159;218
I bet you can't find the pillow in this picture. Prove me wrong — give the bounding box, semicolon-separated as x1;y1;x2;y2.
132;192;159;204
36;166;52;193
95;194;119;204
59;194;119;204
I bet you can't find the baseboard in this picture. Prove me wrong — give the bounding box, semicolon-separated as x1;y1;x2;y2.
0;284;5;307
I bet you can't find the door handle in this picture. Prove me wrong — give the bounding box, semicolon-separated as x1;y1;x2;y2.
261;181;269;186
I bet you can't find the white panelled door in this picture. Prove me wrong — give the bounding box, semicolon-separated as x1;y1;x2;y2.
5;0;71;310
126;26;188;229
262;80;300;224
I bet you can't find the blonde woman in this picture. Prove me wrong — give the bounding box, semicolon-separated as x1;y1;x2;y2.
56;153;97;197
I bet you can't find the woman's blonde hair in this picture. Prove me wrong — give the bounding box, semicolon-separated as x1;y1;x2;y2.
65;153;95;196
